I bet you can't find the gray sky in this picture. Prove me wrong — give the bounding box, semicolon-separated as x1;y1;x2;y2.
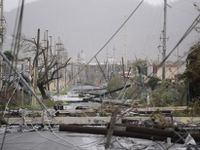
5;0;178;11
4;0;200;63
5;0;40;12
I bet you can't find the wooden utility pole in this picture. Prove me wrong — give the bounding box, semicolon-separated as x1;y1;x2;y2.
105;107;119;149
122;57;125;82
162;0;167;80
0;0;3;89
32;29;40;105
71;62;74;85
64;66;67;89
56;39;64;94
45;30;50;90
0;51;51;116
21;64;24;106
49;36;53;57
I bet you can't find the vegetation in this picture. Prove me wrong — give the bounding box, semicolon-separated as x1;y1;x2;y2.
131;59;147;76
147;76;161;91
42;99;55;108
149;42;200;107
189;101;200;117
107;75;123;98
184;42;200;100
172;101;200;117
22;30;71;100
150;79;186;107
3;51;14;61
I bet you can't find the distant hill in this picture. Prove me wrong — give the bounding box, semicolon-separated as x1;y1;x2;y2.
4;0;199;62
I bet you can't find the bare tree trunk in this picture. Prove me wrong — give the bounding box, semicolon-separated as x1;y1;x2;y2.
37;83;48;99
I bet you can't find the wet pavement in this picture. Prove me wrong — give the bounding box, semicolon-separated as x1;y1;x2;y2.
0;128;189;150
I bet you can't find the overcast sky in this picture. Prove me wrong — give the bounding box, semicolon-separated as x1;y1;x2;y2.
4;0;200;63
4;0;40;12
5;0;180;12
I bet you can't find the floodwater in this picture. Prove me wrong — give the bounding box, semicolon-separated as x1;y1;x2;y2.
0;127;190;150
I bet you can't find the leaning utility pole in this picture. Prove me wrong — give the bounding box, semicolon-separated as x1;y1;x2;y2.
0;0;3;89
162;0;167;80
0;0;3;46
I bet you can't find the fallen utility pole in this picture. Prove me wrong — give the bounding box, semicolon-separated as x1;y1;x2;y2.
59;124;200;144
93;84;131;98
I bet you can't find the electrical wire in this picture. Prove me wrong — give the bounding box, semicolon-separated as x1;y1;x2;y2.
158;12;200;69
3;77;20;118
0;51;52;117
0;111;10;150
30;116;108;149
7;0;24;90
24;111;90;150
0;0;142;149
0;72;80;147
12;0;24;71
0;78;20;150
118;12;200;119
77;138;104;148
16;112;104;149
166;132;188;149
67;0;144;85
1;1;200;150
27;139;50;150
114;137;129;150
23;117;82;150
